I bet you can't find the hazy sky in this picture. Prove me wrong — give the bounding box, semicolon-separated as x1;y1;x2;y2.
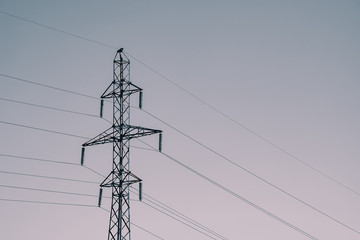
0;1;359;240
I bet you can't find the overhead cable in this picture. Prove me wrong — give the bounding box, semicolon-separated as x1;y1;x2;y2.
141;200;218;240
0;197;165;240
0;184;109;198
0;73;99;100
0;198;97;207
0;10;356;197
140;110;360;235
1;92;357;234
138;139;319;240
0;10;116;50
0;170;99;184
0;85;357;234
130;188;228;240
0;18;357;197
1;151;226;240
0;153;78;165
0;97;99;118
0;120;90;140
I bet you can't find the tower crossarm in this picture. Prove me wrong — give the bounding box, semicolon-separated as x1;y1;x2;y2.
82;126;113;147
123;125;162;140
81;124;161;147
100;170;142;188
101;81;142;99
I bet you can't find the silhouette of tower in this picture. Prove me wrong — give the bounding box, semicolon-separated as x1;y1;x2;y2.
81;48;162;240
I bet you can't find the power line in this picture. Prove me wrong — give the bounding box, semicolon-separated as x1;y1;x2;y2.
140;110;360;235
2;170;218;239
140;191;228;240
0;96;112;125
3;137;357;237
125;53;360;198
1;10;357;199
0;170;99;184
0;120;89;139
0;151;228;240
139;189;224;238
138;139;319;240
82;165;105;178
130;188;228;240
1;90;357;235
0;198;97;207
0;73;100;100
131;222;166;240
1;95;357;234
0;184;109;198
0;153;78;165
2;150;228;240
2;159;226;240
0;97;99;118
0;153;108;180
0;197;165;240
2;71;358;201
141;200;219;240
0;12;355;233
0;10;116;50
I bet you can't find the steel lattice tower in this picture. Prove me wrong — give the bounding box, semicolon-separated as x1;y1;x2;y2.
81;48;162;240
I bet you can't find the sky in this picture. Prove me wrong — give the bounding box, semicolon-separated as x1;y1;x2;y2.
0;0;359;239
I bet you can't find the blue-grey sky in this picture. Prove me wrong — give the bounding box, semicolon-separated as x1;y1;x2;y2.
0;1;359;239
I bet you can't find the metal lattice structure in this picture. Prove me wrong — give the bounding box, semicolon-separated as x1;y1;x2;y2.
81;48;162;240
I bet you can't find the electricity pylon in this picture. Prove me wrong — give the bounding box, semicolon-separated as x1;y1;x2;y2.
81;48;162;240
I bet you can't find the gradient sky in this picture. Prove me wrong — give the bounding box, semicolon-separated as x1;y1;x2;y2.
0;1;359;239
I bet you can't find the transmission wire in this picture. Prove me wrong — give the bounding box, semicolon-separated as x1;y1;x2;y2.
0;97;99;118
0;82;357;235
0;10;357;198
130;188;228;240
0;10;116;50
140;110;360;235
0;73;99;100
0;196;165;240
0;198;97;207
0;151;228;239
138;188;225;239
0;120;89;140
0;153;78;165
0;80;357;235
141;200;218;240
0;184;110;198
0;170;99;184
1;151;227;240
138;139;319;240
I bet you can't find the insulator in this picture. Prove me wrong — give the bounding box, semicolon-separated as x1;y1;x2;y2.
98;188;103;207
139;182;142;201
139;91;143;109
100;99;104;118
159;133;162;152
81;147;85;166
